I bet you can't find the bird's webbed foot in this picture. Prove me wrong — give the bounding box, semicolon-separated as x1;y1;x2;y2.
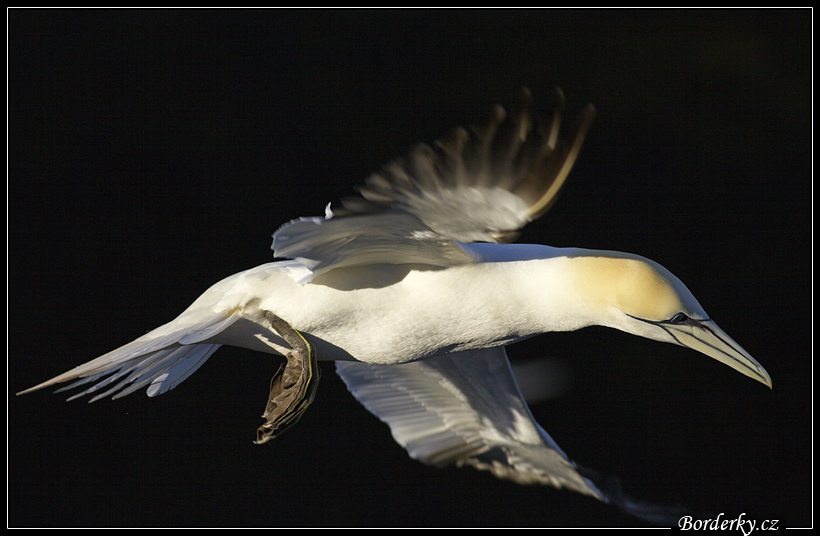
254;311;321;444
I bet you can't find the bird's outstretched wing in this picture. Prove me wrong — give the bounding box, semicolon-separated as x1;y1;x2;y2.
337;348;694;525
273;89;595;280
336;347;604;498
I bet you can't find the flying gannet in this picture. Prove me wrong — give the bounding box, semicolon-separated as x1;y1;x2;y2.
18;88;771;523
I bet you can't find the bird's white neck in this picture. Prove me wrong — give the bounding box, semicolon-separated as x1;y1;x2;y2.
475;250;603;335
461;242;680;333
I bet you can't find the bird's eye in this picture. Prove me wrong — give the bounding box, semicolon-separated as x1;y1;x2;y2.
669;312;689;324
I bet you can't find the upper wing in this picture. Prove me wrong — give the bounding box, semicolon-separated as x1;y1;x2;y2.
273;89;595;279
336;347;604;499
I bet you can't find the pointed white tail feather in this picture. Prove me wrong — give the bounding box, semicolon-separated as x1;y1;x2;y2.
20;311;242;400
62;347;179;401
108;345;211;400
146;344;221;397
57;343;222;402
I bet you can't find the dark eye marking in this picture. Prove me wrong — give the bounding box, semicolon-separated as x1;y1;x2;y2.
626;312;710;329
669;312;689;324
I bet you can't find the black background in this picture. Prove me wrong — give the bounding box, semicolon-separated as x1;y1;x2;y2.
9;9;811;528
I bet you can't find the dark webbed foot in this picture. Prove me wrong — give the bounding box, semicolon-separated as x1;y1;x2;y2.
254;311;321;444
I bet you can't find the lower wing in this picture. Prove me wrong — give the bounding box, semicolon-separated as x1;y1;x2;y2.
337;347;692;525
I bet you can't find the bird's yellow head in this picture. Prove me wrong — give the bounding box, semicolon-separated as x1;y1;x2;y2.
569;252;771;387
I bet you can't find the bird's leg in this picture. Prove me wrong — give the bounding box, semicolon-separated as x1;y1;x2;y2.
254;311;321;444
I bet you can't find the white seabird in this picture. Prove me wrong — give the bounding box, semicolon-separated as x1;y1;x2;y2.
18;89;771;522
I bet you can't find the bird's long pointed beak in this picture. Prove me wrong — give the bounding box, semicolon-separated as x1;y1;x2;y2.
667;320;772;388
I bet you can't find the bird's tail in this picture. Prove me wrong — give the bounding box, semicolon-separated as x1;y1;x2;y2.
16;310;243;402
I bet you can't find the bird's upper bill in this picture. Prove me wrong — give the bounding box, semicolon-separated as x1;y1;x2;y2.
665;318;772;388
